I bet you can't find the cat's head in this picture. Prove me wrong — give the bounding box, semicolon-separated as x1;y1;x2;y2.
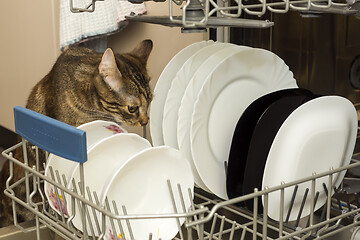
95;39;153;127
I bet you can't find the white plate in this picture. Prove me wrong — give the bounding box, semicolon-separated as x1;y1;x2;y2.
176;45;250;192
191;48;298;199
263;96;358;221
69;133;151;235
100;146;194;240
150;40;215;146
44;120;126;215
162;43;232;149
76;120;127;149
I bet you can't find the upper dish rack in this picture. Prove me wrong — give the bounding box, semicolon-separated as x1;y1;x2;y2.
69;0;360;30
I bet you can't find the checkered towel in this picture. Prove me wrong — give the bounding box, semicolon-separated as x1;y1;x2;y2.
60;0;146;49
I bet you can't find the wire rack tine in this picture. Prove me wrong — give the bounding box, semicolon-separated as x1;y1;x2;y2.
71;179;88;237
29;167;41;240
22;139;30;204
29;166;38;207
77;182;96;239
285;185;299;223
122;205;136;240
85;192;98;240
317;176;333;237
59;174;76;233
66;179;78;235
229;220;236;240
35;146;46;210
262;188;269;240
61;173;68;202
278;182;285;238
177;183;188;238
334;187;342;211
318;185;329;222
55;170;69;219
112;200;127;240
309;176;317;226
86;188;101;235
78;163;88;239
240;226;248;240
5;154;18;226
253;188;258;240
167;179;184;240
218;215;226;239
294;188;309;228
208;213;217;238
105;197;118;239
306;191;320;228
93;192;107;238
49;167;66;222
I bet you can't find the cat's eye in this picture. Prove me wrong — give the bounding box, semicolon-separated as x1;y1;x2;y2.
128;106;139;113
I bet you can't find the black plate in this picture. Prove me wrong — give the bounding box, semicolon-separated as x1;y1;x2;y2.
226;88;313;201
242;93;320;212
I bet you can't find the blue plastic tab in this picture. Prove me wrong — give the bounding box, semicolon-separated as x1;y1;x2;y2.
14;106;87;163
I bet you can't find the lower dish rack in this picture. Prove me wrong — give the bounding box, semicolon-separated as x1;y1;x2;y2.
2;106;360;240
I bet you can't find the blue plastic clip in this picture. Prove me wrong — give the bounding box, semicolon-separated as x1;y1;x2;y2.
13;106;87;163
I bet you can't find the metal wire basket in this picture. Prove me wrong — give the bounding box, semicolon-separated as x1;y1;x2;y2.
2;106;360;240
69;0;360;30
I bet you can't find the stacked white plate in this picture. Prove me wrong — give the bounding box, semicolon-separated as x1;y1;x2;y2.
150;41;298;199
44;120;194;239
45;120;127;216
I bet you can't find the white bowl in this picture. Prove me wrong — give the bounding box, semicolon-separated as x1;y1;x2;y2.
69;133;152;235
100;146;194;240
44;120;127;216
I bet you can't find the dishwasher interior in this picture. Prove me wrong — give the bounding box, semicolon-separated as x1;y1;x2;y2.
1;0;360;239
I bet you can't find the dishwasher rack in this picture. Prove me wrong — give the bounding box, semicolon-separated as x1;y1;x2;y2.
69;0;360;30
2;106;360;240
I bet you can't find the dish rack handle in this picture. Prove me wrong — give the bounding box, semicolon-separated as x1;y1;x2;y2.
13;106;87;163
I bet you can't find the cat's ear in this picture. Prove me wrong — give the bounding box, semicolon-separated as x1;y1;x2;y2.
99;48;123;91
130;39;153;66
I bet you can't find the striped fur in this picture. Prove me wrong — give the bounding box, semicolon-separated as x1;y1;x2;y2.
26;40;153;127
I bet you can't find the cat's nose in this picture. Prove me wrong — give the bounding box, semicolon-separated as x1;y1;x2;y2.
139;117;148;126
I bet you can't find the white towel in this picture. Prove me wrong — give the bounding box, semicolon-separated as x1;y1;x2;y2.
60;0;146;49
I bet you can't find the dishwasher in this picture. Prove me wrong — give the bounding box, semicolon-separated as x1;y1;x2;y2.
1;0;360;239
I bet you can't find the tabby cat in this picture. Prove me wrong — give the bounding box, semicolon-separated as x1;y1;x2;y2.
0;39;153;227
